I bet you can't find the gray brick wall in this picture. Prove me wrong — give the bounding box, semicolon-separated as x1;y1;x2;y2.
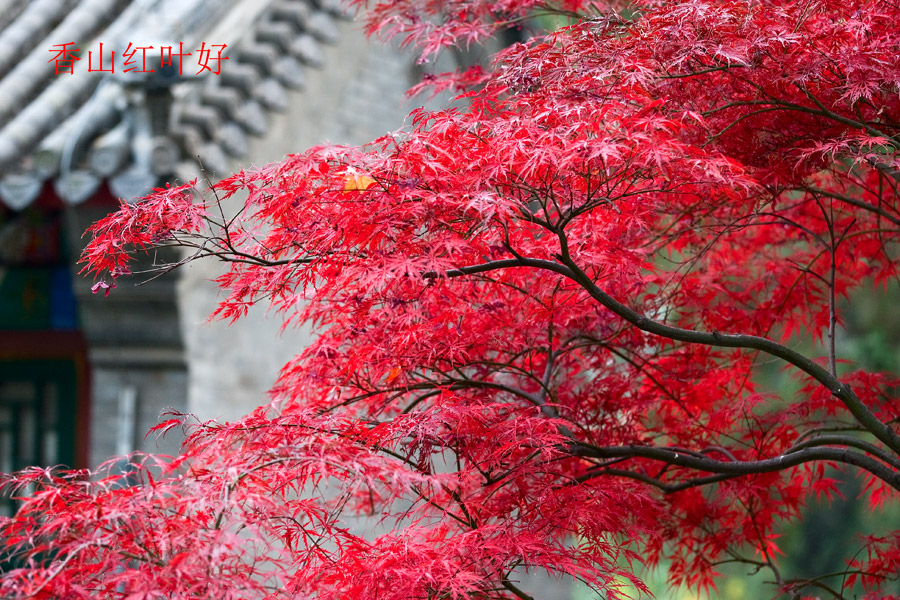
180;21;424;421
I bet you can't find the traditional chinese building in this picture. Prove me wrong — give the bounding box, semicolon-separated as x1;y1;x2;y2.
0;0;421;484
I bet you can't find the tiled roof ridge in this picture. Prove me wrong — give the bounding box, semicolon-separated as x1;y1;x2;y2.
0;0;79;82
0;0;129;129
0;0;347;210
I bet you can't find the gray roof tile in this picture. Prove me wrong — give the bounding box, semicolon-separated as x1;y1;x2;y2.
0;0;345;208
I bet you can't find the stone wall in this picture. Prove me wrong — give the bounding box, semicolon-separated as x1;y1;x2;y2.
68;207;188;467
179;19;424;421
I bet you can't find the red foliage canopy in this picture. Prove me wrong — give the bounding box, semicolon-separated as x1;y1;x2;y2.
3;0;900;598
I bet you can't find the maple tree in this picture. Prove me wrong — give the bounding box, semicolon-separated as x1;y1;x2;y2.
3;0;900;598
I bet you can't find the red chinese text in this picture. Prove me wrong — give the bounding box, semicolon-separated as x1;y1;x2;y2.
48;42;81;75
50;43;229;76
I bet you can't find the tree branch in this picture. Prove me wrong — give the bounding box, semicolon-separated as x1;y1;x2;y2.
551;248;900;456
431;252;900;456
571;443;900;492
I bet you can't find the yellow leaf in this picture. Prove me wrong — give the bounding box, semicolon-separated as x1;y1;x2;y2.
343;174;377;192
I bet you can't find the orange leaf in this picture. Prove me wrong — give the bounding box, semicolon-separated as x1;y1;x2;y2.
344;174;377;192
